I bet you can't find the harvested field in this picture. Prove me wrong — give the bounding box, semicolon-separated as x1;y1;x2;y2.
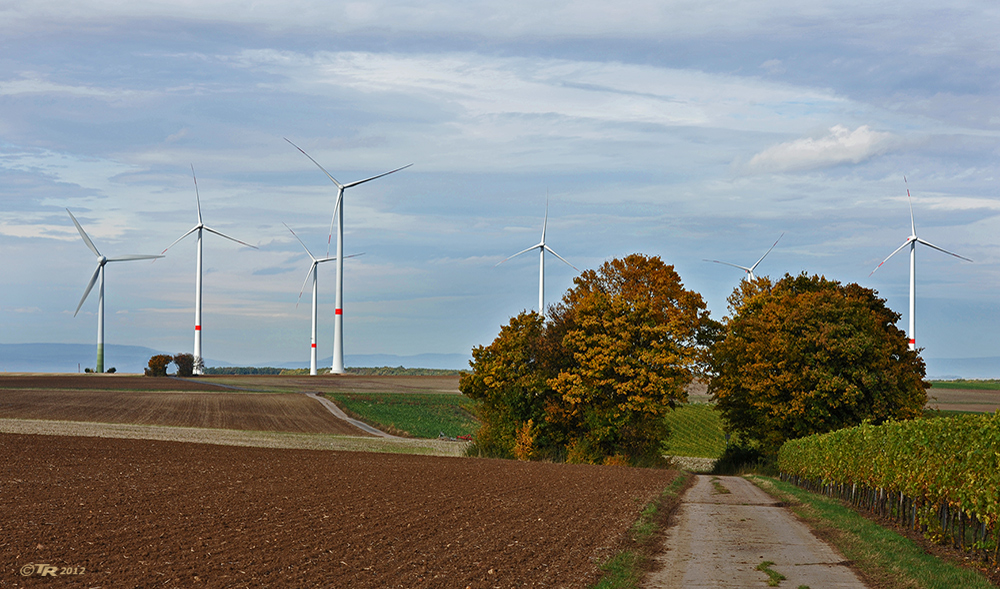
0;389;369;436
199;373;462;395
1;433;677;588
0;374;237;392
926;387;1000;413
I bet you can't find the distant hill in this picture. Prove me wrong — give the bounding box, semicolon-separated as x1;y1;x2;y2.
0;343;187;374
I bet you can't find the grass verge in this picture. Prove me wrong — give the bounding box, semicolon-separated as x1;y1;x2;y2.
324;392;478;438
592;472;692;589
929;380;1000;391
748;475;998;589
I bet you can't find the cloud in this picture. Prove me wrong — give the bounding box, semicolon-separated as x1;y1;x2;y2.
743;125;896;173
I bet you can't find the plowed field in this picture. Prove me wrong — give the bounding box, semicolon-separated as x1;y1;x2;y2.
1;433;677;588
0;374;374;436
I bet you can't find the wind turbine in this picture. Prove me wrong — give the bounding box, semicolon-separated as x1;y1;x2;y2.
285;138;411;375
285;223;362;376
704;233;784;281
496;199;578;314
68;209;164;373
870;178;971;351
161;166;258;375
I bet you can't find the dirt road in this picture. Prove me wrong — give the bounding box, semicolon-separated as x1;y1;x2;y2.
646;475;866;588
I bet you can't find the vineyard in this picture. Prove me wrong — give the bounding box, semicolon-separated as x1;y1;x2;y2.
778;413;1000;565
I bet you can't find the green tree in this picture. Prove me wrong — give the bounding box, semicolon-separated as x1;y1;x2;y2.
709;273;927;456
145;354;173;377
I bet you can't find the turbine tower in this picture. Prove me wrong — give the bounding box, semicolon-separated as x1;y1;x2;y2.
496;199;578;314
285;138;411;375
161;166;257;375
870;179;971;351
68;209;163;373
705;233;784;281
285;223;362;376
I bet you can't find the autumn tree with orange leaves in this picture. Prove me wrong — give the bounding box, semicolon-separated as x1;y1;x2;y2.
461;254;717;466
709;273;927;456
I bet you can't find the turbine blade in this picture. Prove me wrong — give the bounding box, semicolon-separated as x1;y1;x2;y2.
704;259;753;273
161;226;199;254
191;164;203;225
203;226;259;249
106;254;165;262
342;163;413;189
541;198;548;243
543;245;578;271
915;238;973;262
66;209;101;257
869;239;912;276
74;265;101;316
316;252;363;264
284;222;316;261
905;176;916;236
296;263;317;309
749;232;784;273
285;138;344;188
496;244;541;266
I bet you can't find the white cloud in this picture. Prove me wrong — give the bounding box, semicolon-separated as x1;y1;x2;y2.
743;125;896;173
0;74;146;100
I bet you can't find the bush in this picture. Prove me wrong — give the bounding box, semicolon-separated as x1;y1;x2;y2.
173;353;195;377
106;367;116;374
145;354;172;377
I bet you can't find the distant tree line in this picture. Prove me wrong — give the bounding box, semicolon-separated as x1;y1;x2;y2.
201;366;464;376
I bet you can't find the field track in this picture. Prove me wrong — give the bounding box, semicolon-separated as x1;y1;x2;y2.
1;433;677;588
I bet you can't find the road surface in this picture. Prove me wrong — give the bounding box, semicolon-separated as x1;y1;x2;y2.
645;475;866;588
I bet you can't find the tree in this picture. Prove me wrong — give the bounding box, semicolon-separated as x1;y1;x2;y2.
145;354;173;377
548;254;714;465
459;312;564;459
173;353;195;377
461;254;716;465
709;273;927;456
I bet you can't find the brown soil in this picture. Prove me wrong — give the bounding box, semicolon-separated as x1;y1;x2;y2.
0;389;369;436
1;433;677;588
195;374;462;395
925;387;1000;413
0;374;237;392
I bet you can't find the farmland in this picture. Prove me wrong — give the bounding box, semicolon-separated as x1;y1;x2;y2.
0;373;680;588
1;433;677;588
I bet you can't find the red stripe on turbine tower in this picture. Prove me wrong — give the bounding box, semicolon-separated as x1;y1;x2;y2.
909;339;915;344
335;308;342;315
311;343;317;348
195;325;201;331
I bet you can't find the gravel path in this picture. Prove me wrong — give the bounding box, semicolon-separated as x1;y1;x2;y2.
304;391;402;438
645;475;866;588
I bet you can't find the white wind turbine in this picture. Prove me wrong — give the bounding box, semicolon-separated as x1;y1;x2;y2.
285;223;363;376
161;166;258;374
68;209;164;373
496;199;578;314
285;138;411;375
704;233;784;281
870;179;971;351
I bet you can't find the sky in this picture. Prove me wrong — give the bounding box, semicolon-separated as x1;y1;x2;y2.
1;1;999;370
